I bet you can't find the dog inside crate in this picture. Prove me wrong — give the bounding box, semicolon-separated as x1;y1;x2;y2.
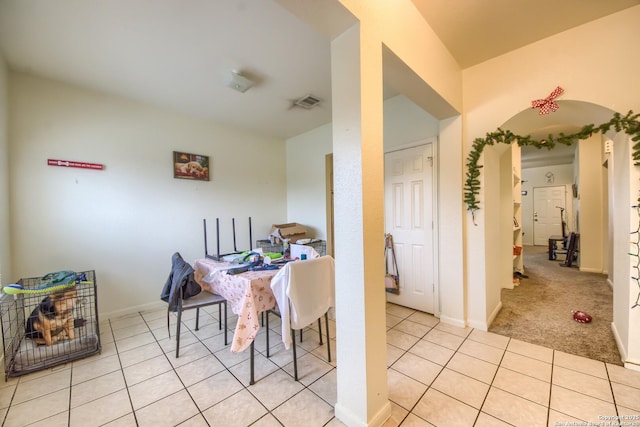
1;270;101;378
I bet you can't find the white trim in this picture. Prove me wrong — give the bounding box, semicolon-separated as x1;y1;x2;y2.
335;401;392;427
439;314;466;329
102;300;165;321
611;321;627;363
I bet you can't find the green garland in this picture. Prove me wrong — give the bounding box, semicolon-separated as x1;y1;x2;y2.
465;110;640;220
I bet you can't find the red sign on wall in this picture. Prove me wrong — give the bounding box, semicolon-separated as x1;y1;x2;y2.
47;159;104;170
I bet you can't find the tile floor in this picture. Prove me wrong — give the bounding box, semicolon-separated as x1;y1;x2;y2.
0;303;639;426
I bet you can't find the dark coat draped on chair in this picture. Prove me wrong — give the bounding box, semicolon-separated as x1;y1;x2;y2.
160;252;202;311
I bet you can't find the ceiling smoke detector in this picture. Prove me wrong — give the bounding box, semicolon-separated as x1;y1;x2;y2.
294;94;321;109
225;71;254;93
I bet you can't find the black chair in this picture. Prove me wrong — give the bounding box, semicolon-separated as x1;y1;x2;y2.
161;252;228;358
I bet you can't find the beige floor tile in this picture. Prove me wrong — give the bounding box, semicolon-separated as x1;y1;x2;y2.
395;413;433;426
393;319;433;338
492;367;550;406
611;381;640;411
281;352;333;386
4;388;69;426
115;331;158;353
271;388;334;427
166;341;213;368
110;314;146;331
458;339;505;365
387;368;428;410
423;329;465;351
71;370;126;408
553;350;607;379
123;354;173;386
28;410;69;427
253;413;290;427
72;353;122;385
0;382;15;409
214;345;251;368
187;369;244;411
431;368;490;409
175;353;226;387
412;388;478;426
118;342;163;368
446;352;498;384
482;387;547;427
135;389;200;427
550;385;617;423
112;322;150;341
386;313;404;329
229;351;280;386
381;402;410;427
500;351;552;382
383;344;402;365
69;389;133;426
310;340;336;367
406;311;439;327
200;330;231;354
248;368;304;410
547;409;584;427
392;352;443;386
409;339;455;366
387;329;420;350
552;365;613;403
607;363;640;388
128;370;184;410
434;321;472;338
468;329;510;350
617;405;640;421
507;339;553;363
474;412;512;426
308;369;337;406
102;412;139;426
12;368;71;404
386;303;416;318
202;389;269;427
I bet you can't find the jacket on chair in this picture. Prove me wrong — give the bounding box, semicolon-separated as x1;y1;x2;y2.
160;252;202;311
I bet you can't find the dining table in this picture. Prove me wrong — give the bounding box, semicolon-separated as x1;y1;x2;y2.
193;257;281;383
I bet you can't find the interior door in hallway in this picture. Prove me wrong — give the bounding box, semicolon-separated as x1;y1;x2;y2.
384;144;434;313
533;186;566;245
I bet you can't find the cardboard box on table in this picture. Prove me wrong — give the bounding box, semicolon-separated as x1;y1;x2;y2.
269;223;308;244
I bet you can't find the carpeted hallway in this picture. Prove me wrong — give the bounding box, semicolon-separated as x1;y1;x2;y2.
489;245;622;365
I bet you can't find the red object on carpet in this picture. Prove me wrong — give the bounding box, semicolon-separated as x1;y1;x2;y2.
572;310;592;323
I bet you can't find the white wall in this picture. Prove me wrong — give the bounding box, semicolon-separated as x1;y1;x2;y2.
521;164;574;246
0;55;9;285
286;94;439;241
463;5;640;331
9;73;287;317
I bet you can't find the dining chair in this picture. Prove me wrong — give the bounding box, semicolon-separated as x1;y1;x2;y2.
161;252;228;358
262;255;335;381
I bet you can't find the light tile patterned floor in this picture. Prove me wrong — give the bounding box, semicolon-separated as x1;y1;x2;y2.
0;302;639;426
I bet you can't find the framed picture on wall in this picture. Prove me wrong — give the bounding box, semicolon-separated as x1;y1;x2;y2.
173;151;210;181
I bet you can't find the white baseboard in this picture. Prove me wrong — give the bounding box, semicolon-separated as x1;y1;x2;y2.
101;300;165;321
611;322;628;364
607;278;614;290
439;314;466;329
335;400;391;427
486;301;503;330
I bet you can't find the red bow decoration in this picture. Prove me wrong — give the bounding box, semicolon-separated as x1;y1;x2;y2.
531;86;564;115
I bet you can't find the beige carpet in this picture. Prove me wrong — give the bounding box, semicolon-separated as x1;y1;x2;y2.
489;245;622;365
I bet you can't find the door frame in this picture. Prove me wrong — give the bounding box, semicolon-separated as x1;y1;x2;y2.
384;137;440;316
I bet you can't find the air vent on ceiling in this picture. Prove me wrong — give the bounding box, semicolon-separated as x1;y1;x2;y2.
294;94;321;109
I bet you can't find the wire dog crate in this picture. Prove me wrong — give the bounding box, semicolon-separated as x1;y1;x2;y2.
0;270;101;379
255;239;327;256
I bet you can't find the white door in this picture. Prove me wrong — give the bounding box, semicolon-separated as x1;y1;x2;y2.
533;186;566;245
384;144;434;313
